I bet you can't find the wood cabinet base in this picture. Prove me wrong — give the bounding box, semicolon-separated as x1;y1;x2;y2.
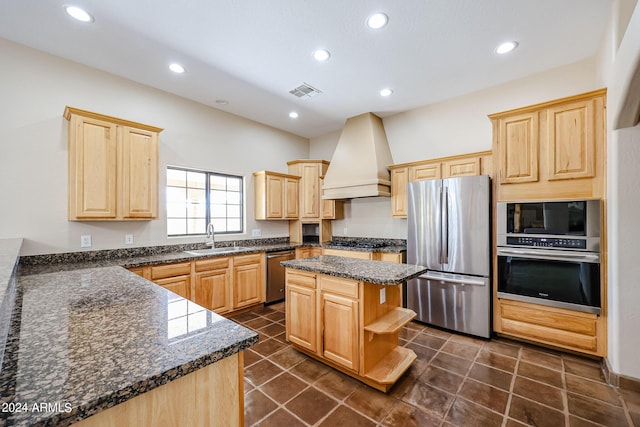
291;344;416;393
285;269;416;392
74;352;244;427
494;298;606;357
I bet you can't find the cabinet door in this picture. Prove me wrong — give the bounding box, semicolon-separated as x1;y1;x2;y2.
265;174;284;218
546;99;596;181
233;259;264;309
121;126;158;218
69;115;118;219
286;284;317;353
321;292;359;371
300;163;320;219
154;275;191;300
323;248;372;260
497;112;539;184
284;177;299;219
390;168;408;218
442;157;481;178
194;269;231;313
409;163;441;182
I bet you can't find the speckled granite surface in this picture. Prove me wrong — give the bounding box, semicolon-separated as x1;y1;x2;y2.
19;239;407;276
18;242;300;276
0;239;22;375
0;266;258;427
282;255;426;285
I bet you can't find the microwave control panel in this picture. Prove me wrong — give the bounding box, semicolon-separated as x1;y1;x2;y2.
506;236;586;249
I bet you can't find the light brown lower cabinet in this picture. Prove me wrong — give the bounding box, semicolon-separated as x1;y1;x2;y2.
233;253;266;309
149;262;192;300
73;352;244;427
128;253;265;315
495;298;605;356
193;257;232;314
285;269;416;392
286;271;318;353
295;246;323;259
322;248;405;263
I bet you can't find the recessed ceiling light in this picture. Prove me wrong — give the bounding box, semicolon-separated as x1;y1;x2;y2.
216;99;228;105
289;112;299;119
313;49;331;62
65;6;93;23
379;88;394;97
496;41;519;54
169;63;185;74
367;13;388;29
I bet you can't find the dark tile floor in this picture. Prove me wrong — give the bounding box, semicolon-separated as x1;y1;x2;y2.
230;303;640;426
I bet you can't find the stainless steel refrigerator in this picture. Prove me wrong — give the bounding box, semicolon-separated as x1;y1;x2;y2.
407;175;491;338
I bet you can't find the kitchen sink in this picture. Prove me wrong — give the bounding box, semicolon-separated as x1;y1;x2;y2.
184;247;248;255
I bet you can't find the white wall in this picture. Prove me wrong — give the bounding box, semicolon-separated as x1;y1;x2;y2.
0;39;309;255
310;59;599;240
598;0;640;381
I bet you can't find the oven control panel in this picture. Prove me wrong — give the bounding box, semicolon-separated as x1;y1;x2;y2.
506;236;586;249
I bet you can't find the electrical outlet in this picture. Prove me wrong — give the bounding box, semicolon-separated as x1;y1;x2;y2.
252;229;261;237
343;227;348;235
80;235;92;248
125;234;134;245
379;288;386;304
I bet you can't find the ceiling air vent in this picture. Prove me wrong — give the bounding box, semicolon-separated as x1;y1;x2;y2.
289;83;322;99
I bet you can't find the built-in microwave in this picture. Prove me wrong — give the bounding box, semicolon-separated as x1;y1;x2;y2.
496;199;602;315
496;199;600;252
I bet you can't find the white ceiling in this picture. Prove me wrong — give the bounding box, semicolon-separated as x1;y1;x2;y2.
0;0;613;138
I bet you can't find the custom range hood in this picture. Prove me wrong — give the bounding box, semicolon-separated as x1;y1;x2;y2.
323;112;394;199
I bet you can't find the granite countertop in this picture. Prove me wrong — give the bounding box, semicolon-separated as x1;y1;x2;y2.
0;266;258;427
18;243;300;276
18;241;407;276
282;255;427;285
0;239;22;309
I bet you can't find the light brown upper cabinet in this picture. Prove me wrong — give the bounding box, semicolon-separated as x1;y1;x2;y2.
287;160;329;220
65;107;162;221
489;89;606;201
495;111;540;185
388;150;492;218
253;171;300;220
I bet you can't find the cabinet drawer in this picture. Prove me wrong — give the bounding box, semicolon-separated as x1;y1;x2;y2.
286;271;316;289
320;276;359;299
500;318;597;352
323;248;372;260
195;257;230;272
150;262;191;280
233;253;263;266
500;300;596;336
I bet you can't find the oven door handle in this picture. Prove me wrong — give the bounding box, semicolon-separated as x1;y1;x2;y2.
497;248;600;262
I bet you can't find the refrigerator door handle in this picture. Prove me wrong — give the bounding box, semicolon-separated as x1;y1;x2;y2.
442;186;449;264
420;273;486;287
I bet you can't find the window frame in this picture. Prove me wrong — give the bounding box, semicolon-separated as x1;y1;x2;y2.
166;165;244;237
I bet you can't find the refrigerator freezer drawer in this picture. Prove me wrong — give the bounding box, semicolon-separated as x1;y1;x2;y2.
407;274;490;338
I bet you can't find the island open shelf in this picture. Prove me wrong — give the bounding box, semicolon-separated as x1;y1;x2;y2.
282;255;427;393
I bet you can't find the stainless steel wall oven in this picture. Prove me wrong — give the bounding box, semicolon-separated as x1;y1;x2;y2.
496;200;601;315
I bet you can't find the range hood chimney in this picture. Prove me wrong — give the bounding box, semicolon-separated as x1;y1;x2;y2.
323;112;394;199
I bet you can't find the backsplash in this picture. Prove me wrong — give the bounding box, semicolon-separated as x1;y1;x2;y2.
19;237;291;266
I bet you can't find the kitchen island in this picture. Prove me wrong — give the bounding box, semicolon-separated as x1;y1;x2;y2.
0;263;257;426
281;255;427;392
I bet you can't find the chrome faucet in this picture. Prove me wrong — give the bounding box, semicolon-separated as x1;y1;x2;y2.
205;222;215;247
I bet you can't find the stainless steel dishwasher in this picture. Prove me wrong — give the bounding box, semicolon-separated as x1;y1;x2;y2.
266;250;295;304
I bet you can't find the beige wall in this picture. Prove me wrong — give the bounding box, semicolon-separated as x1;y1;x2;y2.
310;58;600;240
599;0;640;381
0;39;309;255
